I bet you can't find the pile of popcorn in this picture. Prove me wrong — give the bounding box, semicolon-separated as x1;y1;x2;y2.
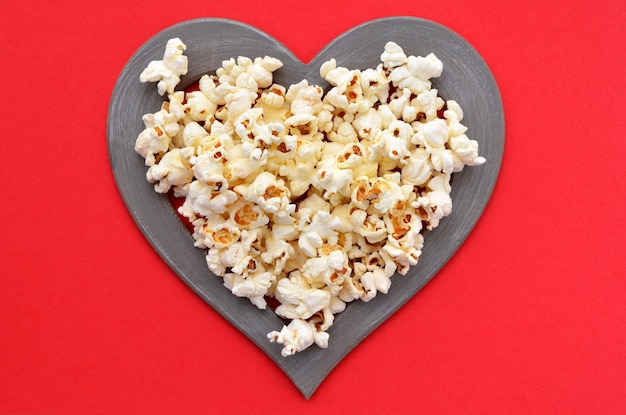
135;38;485;356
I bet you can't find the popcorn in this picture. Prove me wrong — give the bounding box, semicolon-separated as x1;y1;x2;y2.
179;121;206;149
236;171;292;214
413;173;454;230
225;87;257;120
381;41;407;68
250;56;284;88
298;210;344;256
449;134;486;167
302;248;349;296
223;266;274;309
206;229;262;274
268;318;329;357
369;119;413;163
321;60;370;115
134;103;186;166
360;65;390;105
288;82;324;115
313;156;354;201
284;113;319;137
277;138;321;196
422;118;449;148
145;147;194;193
139;38;188;96
417;88;445;121
222;143;261;182
179;179;237;218
408;53;444;80
135;40;486;357
274;272;331;320
401;147;433;186
192;150;226;183
261;237;295;274
134;124;172;167
258;84;289;122
360;267;391;302
228;200;270;230
184;90;218;123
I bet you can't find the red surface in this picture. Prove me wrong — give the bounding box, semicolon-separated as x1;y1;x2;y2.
1;1;625;414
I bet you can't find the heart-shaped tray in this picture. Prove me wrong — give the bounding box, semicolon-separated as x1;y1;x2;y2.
107;17;504;398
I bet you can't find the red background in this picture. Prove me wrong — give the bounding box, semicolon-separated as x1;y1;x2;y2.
1;1;625;413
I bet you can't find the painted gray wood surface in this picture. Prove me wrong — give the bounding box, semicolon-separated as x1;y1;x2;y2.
107;17;504;398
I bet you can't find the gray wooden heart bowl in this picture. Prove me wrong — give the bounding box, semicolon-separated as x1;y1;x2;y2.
107;17;504;398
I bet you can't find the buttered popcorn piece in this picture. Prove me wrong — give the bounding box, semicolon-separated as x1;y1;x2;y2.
135;39;486;356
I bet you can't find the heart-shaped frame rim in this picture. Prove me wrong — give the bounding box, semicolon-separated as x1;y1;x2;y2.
107;16;504;398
